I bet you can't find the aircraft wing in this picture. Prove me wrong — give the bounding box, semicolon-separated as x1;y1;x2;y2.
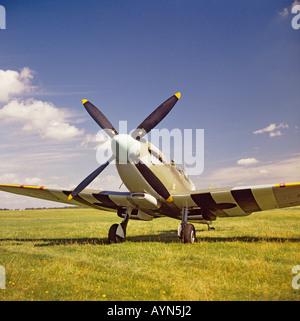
1;182;300;222
171;182;300;219
0;184;133;212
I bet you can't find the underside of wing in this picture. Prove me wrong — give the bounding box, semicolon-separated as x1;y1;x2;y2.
171;182;300;221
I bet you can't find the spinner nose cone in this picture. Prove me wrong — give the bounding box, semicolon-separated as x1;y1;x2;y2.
111;134;141;163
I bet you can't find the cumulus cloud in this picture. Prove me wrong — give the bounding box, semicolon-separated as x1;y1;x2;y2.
0;66;85;141
196;154;300;188
269;130;282;137
237;158;259;166
0;67;34;103
0;173;42;185
0;98;84;140
253;123;288;137
79;131;109;150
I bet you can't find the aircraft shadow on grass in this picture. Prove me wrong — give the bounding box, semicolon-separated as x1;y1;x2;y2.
0;230;299;247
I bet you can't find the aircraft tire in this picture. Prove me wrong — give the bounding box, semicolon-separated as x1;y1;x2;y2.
108;224;124;244
183;224;196;243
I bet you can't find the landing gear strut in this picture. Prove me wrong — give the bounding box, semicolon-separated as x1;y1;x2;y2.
108;208;131;244
207;224;215;231
178;207;196;243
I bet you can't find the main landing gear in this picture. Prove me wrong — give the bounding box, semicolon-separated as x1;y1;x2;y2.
108;206;214;244
108;208;131;244
178;207;196;243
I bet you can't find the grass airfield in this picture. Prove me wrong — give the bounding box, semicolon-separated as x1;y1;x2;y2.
0;206;299;301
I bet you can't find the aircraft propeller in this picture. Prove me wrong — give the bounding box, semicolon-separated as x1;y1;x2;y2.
68;93;181;201
132;92;180;140
82;99;118;138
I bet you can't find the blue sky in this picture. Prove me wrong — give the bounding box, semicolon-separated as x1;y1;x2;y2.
0;0;299;208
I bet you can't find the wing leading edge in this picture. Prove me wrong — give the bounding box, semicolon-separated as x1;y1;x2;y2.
0;184;131;212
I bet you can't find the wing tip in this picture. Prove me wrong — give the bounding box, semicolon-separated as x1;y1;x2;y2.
275;182;300;188
82;99;88;105
0;184;45;190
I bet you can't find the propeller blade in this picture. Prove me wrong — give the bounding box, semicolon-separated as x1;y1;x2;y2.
132;92;181;139
68;155;115;200
82;99;118;138
129;154;173;202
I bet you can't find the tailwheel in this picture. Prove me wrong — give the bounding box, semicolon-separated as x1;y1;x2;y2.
182;223;196;243
108;224;125;244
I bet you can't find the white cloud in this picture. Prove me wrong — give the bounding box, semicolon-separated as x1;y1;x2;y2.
279;7;289;17
0;67;34;103
0;67;85;141
79;131;109;150
259;169;269;175
269;130;282;137
253;123;288;137
0;173;19;184
196;154;300;188
0;66;117;209
23;177;43;185
279;1;300;17
0;98;84;140
253;123;276;134
0;173;42;186
237;158;259;166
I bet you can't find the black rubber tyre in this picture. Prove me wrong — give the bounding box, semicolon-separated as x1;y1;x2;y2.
183;224;196;243
108;224;124;244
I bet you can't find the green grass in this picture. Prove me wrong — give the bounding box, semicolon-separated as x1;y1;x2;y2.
0;206;299;301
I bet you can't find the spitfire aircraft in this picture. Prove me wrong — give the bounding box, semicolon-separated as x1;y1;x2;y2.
1;93;300;243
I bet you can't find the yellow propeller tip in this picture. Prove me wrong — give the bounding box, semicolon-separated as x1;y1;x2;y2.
82;99;88;104
166;195;173;203
68;194;73;200
175;92;181;99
